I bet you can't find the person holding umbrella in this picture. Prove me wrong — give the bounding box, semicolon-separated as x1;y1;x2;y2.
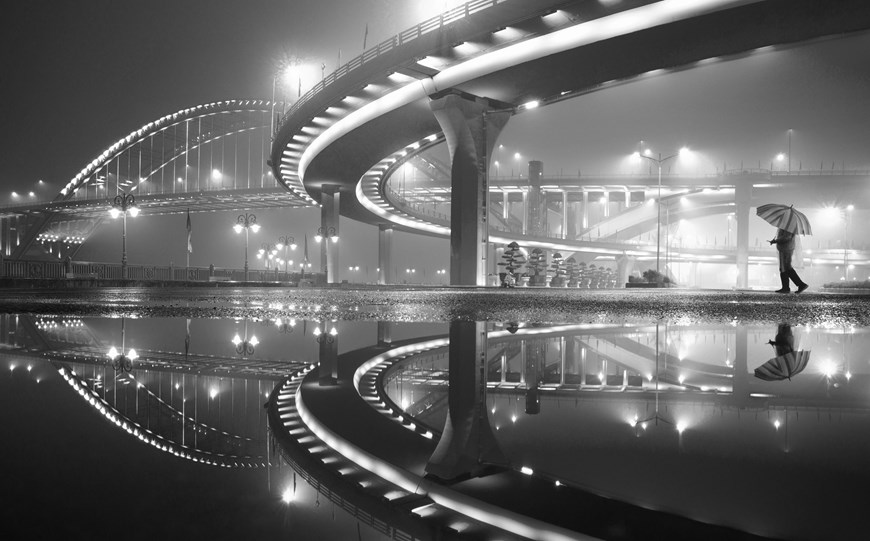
757;203;810;294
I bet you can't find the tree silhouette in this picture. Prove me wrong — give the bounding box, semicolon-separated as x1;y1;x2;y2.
527;248;548;286
549;252;567;287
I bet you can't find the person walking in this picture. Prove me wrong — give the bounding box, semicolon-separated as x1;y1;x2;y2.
769;228;808;293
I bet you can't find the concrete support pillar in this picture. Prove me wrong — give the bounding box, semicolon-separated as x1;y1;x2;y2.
378;224;393;285
522;192;528;235
561;191;568;240
430;94;510;286
735;176;752;288
528;160;544;237
425;321;508;481
502;190;509;221
617;254;636;287
320;185;340;284
582;192;589;230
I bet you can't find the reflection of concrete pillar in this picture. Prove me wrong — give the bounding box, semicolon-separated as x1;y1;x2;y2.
377;321;392;347
426;321;508;481
378;224;393;285
318;326;339;385
430;94;511;286
321;185;340;284
735;176;752;288
731;325;749;407
524;338;544;414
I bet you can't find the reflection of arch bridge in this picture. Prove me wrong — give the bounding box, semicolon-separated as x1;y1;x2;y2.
269;0;870;286
1;100;311;262
2;314;309;467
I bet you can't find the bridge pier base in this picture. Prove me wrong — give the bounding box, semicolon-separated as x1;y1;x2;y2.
425;321;507;481
430;94;510;286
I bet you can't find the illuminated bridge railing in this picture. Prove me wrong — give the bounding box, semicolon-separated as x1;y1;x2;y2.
0;259;322;282
279;0;508;126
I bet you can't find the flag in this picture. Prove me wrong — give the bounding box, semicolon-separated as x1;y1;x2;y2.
186;208;192;253
363;23;368;50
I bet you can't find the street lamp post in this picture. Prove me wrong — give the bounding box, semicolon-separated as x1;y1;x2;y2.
277;235;296;279
638;149;687;282
258;243;277;271
109;191;139;279
233;213;260;282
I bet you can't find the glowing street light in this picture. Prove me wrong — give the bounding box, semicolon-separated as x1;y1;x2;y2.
109;190;139;279
233;213;260;282
314;226;338;243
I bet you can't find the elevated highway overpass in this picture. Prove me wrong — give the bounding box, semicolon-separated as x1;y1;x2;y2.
270;0;870;286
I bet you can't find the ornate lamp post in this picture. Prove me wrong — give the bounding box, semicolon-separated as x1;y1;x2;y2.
276;235;296;278
233;213;260;282
107;318;138;373
314;226;337;243
109;191;139;279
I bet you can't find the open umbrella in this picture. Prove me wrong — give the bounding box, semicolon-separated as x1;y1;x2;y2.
754;350;811;381
756;203;812;235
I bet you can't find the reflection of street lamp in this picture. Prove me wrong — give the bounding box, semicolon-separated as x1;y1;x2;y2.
632;322;680;436
313;323;338;344
274;317;296;334
233;213;260;282
107;318;138;373
232;320;259;357
109;191;139;279
637;148;689;281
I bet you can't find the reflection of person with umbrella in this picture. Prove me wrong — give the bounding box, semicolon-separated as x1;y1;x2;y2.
755;323;811;381
757;203;810;294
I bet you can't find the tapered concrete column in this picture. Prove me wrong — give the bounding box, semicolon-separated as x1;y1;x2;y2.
425;321;508;481
567;198;580;240
582;192;589;229
527;160;545;237
617;254;636;287
430;94;511;286
378;224;393;285
321;185;340;284
502;190;509;221
735;176;752;288
522;191;528;235
561;191;568;240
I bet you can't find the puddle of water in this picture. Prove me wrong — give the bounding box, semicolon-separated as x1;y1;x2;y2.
3;314;867;540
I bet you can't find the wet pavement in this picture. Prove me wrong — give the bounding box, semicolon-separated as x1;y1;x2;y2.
0;286;868;326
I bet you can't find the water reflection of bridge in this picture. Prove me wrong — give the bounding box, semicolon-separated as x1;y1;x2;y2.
1;314;311;468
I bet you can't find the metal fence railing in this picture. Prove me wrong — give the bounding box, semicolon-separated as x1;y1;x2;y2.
0;259;323;283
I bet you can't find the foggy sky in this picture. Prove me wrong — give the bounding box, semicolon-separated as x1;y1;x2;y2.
2;2;869;272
